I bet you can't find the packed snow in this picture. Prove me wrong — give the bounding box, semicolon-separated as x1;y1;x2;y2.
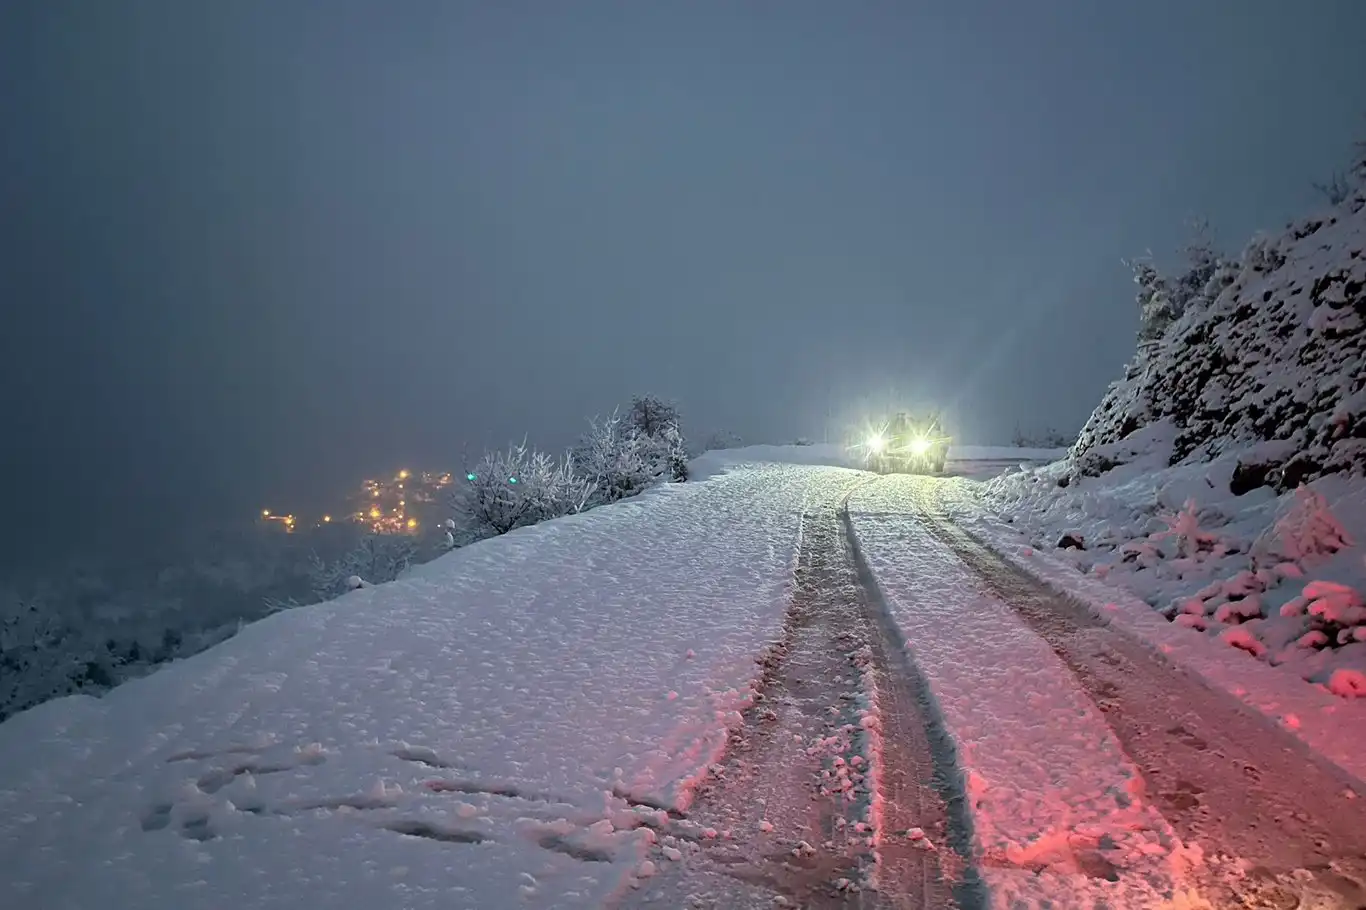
0;463;845;910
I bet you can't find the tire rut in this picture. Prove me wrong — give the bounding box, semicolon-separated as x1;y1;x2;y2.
623;478;978;909
912;479;1366;909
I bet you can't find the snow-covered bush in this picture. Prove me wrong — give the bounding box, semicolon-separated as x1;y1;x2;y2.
572;398;690;505
450;443;594;541
1122;221;1233;345
1253;485;1354;566
624;395;689;482
573;410;662;506
640;423;690;484
306;533;419;598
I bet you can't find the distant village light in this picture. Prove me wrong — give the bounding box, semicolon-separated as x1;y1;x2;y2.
260;463;447;539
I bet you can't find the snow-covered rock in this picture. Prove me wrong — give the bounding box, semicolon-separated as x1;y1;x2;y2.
1074;192;1365;491
980;424;1366;697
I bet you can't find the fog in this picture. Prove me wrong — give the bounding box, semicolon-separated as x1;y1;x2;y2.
3;0;1365;567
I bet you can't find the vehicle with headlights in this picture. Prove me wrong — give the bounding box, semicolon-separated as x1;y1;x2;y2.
856;411;950;474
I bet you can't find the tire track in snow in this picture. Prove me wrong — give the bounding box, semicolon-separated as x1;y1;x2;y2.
915;480;1366;909
839;487;988;910
624;474;980;909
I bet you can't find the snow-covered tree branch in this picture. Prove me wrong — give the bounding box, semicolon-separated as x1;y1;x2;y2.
449;442;594;541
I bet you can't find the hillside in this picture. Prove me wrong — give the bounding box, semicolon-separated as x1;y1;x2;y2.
1073;182;1365;490
979;161;1366;697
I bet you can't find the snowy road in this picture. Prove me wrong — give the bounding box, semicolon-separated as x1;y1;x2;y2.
644;465;1366;908
853;473;1366;909
625;474;975;909
5;453;1366;909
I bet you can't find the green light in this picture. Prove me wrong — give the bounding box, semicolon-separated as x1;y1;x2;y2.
508;476;518;484
466;473;477;482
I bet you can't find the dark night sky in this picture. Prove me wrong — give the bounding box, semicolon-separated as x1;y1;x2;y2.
3;0;1365;565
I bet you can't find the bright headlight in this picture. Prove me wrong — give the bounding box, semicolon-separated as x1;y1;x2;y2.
910;437;932;455
866;434;885;453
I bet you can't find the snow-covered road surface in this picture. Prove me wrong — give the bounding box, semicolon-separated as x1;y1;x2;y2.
852;474;1366;909
6;449;1366;910
625;473;975;909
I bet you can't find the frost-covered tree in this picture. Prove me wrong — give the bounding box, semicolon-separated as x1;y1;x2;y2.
1168;219;1229;317
450;442;594;540
1126;221;1232;344
1313;172;1352;206
626;395;681;439
306;533;418;599
1124;255;1176;343
623;395;688;482
573;404;691;506
641;422;690;483
1;592;82;720
573;410;659;505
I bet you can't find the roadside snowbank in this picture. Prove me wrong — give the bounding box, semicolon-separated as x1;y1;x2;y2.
973;424;1366;703
943;466;1366;796
0;465;831;910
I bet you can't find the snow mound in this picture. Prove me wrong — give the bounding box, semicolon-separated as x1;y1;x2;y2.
977;440;1366;699
1074;195;1365;489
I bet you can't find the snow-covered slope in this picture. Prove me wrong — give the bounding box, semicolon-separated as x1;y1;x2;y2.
0;465;837;910
979;432;1366;697
1074;196;1365;488
980;188;1366;699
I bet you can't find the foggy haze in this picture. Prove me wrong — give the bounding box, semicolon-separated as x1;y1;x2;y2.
3;0;1365;566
